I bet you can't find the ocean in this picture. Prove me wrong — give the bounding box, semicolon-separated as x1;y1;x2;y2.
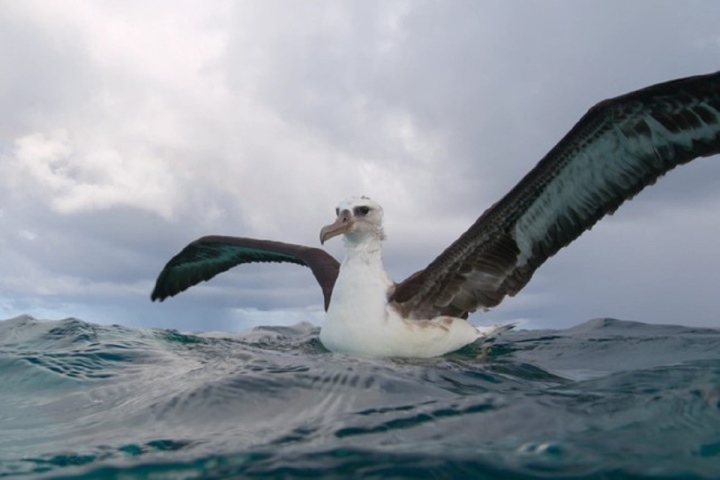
1;315;719;479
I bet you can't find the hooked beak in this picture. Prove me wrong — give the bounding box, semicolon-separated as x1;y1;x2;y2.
320;209;353;245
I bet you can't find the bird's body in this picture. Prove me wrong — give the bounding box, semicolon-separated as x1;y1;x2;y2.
318;201;482;357
151;71;720;357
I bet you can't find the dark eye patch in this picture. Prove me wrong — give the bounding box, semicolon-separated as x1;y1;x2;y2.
354;206;371;216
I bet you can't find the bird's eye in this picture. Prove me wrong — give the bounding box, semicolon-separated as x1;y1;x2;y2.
355;206;371;216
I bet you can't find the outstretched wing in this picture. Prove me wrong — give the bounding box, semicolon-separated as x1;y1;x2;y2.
151;235;340;310
390;71;720;320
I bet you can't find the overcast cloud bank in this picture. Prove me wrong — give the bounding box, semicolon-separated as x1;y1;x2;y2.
1;1;719;331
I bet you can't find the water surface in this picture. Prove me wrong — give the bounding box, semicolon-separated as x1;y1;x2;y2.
1;315;719;479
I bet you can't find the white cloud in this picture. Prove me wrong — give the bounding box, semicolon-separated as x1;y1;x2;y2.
4;129;177;217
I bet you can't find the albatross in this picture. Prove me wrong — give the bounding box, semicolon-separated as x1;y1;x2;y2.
151;71;720;357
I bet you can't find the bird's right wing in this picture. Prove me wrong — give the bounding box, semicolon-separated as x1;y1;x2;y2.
151;235;340;310
390;71;720;320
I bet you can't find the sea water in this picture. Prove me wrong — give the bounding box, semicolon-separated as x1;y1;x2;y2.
1;315;719;479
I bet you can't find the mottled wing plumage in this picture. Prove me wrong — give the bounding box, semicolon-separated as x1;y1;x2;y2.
391;71;720;319
151;236;340;310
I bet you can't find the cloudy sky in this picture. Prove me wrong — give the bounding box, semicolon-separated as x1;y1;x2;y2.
1;1;719;332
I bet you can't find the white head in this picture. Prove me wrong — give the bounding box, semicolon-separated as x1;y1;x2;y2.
319;196;385;245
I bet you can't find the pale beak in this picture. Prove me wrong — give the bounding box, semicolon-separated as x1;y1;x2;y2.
320;210;353;244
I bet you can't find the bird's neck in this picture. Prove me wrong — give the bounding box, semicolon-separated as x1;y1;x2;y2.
335;233;391;291
342;234;385;267
326;233;392;325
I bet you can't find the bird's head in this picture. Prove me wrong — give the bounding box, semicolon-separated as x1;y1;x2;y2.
320;196;385;245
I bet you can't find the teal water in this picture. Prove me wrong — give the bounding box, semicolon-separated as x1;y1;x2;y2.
1;315;719;479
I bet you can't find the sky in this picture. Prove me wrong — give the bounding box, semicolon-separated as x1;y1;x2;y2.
1;1;719;333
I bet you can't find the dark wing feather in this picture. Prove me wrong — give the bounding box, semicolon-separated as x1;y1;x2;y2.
390;71;720;319
151;235;340;310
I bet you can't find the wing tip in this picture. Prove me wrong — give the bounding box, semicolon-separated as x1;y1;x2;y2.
150;289;166;302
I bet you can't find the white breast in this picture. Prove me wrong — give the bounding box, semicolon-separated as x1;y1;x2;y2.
319;245;481;357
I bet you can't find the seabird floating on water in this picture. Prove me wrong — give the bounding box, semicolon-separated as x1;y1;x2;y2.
152;72;720;357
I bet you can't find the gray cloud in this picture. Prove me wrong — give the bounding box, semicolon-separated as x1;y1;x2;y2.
1;1;719;332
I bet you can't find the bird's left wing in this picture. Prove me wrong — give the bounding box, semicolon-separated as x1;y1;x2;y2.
390;71;720;320
151;235;340;310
